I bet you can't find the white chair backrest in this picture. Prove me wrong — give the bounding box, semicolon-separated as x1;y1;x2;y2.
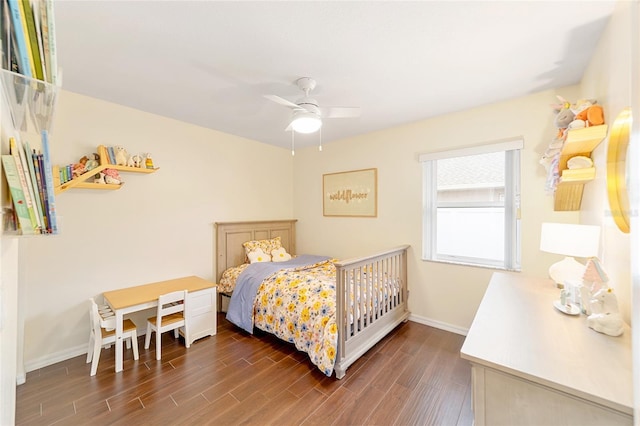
89;297;116;331
157;290;187;318
89;298;101;336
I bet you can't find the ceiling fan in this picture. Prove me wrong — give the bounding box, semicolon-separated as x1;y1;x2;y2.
265;77;360;134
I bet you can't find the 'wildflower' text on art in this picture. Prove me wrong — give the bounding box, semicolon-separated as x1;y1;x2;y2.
328;189;369;203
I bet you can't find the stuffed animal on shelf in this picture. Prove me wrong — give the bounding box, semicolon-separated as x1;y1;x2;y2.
143;153;154;169
551;95;575;136
85;153;99;172
114;146;129;166
72;157;87;178
126;152;143;168
587;287;624;337
103;168;123;185
94;172;106;184
567;99;605;130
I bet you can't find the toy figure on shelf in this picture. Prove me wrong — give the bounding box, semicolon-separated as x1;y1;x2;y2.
103;168;123;185
94;172;106;184
114;146;129;166
72;158;87;178
126;153;141;168
539;95;606;194
85;153;99;172
144;153;154;169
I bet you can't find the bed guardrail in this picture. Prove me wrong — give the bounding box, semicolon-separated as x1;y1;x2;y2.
334;244;410;378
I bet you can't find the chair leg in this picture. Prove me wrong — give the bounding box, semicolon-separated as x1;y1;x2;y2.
131;331;139;360
156;331;162;360
86;333;94;363
90;340;102;376
144;324;152;349
173;329;179;339
126;338;131;350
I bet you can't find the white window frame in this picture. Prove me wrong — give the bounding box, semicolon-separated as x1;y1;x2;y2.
420;139;522;271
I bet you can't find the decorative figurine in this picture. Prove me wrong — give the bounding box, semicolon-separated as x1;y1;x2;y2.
114;146;129;166
144;153;154;169
94;172;106;184
103;168;123;185
587;287;624;337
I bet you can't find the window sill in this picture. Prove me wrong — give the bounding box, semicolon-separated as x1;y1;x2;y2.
422;258;521;272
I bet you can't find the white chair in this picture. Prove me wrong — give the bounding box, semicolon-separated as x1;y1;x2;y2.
144;290;189;360
86;298;139;376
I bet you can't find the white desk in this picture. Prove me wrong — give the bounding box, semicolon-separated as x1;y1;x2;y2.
461;272;632;426
103;276;216;372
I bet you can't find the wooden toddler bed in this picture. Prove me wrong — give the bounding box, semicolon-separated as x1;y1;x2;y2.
214;219;409;379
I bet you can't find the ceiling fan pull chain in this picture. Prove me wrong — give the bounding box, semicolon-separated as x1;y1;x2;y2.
291;129;295;156
319;127;323;152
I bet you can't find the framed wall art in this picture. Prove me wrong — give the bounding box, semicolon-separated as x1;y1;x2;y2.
323;168;377;217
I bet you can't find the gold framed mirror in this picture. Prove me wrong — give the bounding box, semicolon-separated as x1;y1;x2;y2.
607;108;631;233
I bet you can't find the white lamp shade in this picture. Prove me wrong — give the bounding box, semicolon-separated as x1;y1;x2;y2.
539;223;600;258
540;222;601;286
291;111;322;134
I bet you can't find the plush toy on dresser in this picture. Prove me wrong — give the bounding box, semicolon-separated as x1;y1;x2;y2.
587;288;624;337
582;258;624;337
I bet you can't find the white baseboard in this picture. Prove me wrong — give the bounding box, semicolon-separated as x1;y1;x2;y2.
408;313;469;336
23;343;88;375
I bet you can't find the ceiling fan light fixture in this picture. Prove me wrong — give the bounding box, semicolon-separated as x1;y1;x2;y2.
291;111;322;134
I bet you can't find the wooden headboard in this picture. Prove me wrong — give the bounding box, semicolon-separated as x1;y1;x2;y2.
214;220;297;282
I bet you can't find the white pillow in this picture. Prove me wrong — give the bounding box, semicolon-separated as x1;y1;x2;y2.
271;247;292;262
247;248;271;263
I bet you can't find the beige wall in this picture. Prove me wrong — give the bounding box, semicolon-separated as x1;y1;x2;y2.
580;0;633;323
292;86;586;332
19;90;294;368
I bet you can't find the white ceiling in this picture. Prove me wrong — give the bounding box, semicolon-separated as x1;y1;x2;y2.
54;1;617;150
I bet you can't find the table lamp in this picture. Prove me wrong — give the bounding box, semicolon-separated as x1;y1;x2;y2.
539;222;600;287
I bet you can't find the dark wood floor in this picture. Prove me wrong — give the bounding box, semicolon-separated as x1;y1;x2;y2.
15;313;473;426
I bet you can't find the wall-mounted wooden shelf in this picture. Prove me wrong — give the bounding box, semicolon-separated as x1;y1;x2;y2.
554;125;608;211
53;146;158;195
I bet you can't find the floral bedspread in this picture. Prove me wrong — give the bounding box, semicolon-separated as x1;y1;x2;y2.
253;259;339;376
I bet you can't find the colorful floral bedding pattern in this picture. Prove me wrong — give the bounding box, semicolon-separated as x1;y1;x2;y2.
218;263;249;293
253;259;339;376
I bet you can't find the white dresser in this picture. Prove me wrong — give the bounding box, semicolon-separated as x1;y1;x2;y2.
461;272;632;426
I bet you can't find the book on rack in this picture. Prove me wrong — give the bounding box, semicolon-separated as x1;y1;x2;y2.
1;154;35;234
15;137;43;232
33;150;49;231
107;146;116;164
23;140;44;230
20;0;43;80
31;149;49;231
0;0;9;71
6;0;31;77
9;137;39;233
36;0;50;82
40;129;57;233
15;0;35;79
43;0;56;84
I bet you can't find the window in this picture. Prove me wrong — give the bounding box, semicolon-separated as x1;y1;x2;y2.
421;139;522;270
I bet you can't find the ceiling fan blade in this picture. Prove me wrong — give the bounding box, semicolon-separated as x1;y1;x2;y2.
264;94;304;110
284;123;292;132
321;106;361;118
